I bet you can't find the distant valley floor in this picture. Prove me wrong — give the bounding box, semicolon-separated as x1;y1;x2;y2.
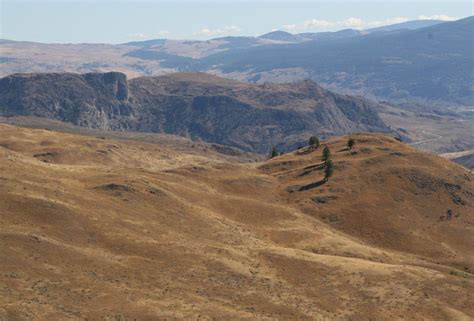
377;105;474;169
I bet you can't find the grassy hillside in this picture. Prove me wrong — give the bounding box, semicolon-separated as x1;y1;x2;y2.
0;124;473;320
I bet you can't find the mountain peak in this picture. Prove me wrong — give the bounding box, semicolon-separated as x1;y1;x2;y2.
258;30;307;42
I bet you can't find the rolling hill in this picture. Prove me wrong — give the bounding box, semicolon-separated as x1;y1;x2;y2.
0;72;390;153
0;124;473;320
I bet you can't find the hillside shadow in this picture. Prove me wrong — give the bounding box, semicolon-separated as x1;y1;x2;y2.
297;147;318;156
298;163;325;177
298;179;327;191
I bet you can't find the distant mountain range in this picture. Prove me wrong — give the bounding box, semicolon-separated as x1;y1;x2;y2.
0;72;390;153
0;17;472;108
366;19;443;33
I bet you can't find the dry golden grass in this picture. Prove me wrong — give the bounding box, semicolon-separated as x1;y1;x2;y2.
0;124;473;320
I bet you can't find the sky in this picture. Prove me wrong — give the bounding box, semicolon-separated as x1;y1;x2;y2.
1;0;472;43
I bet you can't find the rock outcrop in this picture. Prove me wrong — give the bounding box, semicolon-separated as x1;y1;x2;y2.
0;72;390;153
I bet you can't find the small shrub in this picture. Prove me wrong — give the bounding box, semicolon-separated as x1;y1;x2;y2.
449;270;470;279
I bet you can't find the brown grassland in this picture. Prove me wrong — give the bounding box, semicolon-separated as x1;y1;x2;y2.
0;124;473;320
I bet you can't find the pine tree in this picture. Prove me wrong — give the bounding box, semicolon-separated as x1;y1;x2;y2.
322;146;331;162
269;146;279;158
309;136;320;148
324;159;334;181
347;138;355;150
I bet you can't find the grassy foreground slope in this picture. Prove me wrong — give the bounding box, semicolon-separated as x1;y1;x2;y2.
0;124;473;320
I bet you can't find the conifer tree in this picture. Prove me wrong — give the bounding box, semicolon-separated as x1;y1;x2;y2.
347;138;355;150
322;146;331;162
309;136;320;148
324;159;334;181
270;146;279;158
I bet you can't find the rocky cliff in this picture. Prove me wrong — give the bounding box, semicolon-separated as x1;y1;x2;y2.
0;72;390;153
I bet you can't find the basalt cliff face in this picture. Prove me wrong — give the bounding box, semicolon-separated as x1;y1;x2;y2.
0;72;389;153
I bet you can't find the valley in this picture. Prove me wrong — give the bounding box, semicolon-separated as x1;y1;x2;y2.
377;103;474;169
1;6;473;320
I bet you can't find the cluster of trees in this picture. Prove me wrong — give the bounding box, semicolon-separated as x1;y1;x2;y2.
269;136;357;183
322;137;355;181
309;136;334;182
308;135;334;181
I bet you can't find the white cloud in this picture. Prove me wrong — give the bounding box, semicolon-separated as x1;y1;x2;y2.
127;30;171;40
282;24;298;31
156;30;171;37
367;17;409;28
282;17;366;32
281;14;456;32
127;32;148;39
341;17;365;29
304;19;335;29
417;14;457;21
282;17;368;31
194;25;242;37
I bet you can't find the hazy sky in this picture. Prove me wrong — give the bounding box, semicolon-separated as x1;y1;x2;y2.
1;0;472;43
